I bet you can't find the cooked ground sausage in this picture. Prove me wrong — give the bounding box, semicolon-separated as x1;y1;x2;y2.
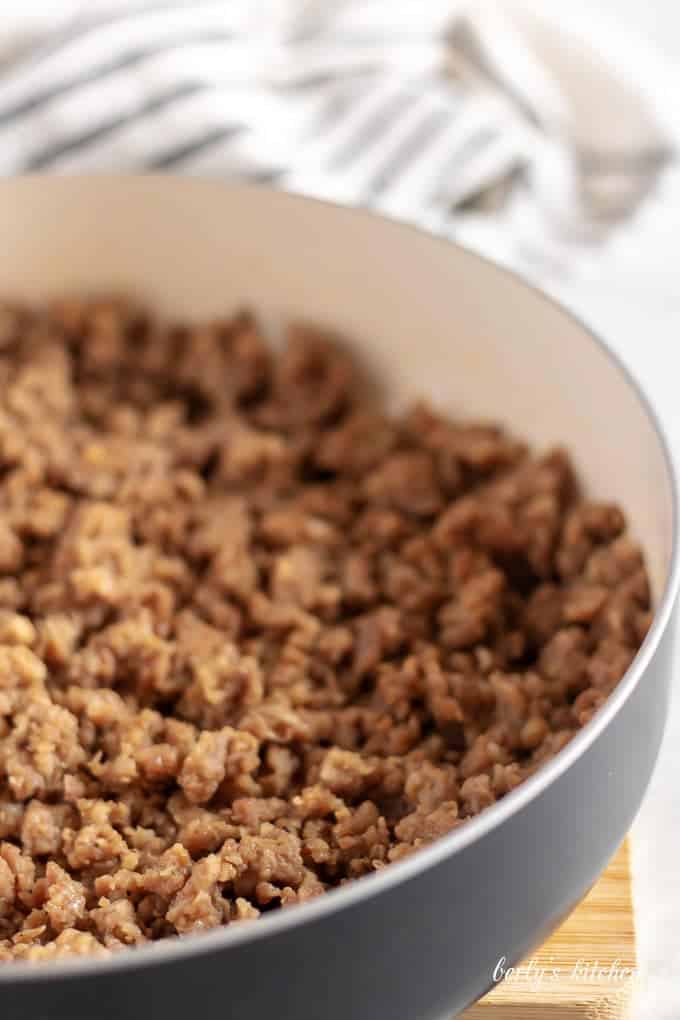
0;298;649;960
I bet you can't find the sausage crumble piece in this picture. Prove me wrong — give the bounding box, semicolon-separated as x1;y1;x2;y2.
0;298;651;961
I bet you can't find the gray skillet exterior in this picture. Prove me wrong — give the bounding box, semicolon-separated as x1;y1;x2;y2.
0;179;675;1020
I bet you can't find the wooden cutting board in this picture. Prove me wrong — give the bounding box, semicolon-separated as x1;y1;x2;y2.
462;841;636;1020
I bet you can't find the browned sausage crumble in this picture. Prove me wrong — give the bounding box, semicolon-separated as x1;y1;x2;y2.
0;298;650;961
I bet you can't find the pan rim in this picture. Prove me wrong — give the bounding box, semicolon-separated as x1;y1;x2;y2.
0;176;676;984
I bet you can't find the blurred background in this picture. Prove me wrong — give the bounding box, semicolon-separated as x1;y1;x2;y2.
0;0;676;304
0;2;678;1017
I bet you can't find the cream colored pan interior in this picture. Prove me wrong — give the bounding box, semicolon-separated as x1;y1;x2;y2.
0;176;672;599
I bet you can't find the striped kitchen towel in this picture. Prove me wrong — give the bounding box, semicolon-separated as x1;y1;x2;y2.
0;0;672;282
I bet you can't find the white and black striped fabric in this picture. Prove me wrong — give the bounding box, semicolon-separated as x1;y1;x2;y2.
0;3;537;237
0;0;672;282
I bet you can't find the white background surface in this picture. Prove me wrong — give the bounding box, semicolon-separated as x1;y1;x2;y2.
541;0;680;58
